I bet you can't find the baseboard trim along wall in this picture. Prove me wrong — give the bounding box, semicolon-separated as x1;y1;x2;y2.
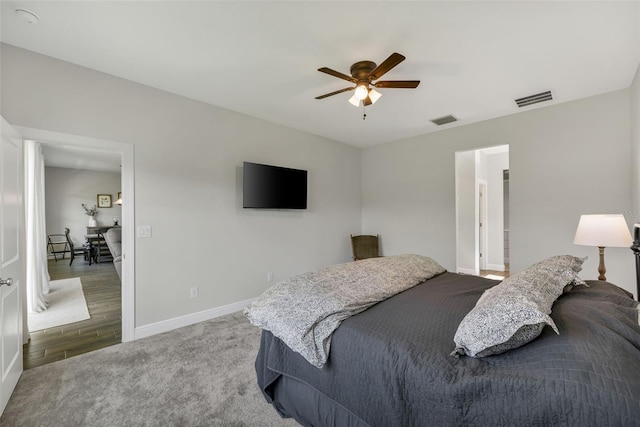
457;267;476;275
134;298;256;340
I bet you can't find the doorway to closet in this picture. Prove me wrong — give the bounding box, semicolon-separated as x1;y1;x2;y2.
455;145;509;279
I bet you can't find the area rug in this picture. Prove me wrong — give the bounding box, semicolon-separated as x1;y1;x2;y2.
27;278;90;331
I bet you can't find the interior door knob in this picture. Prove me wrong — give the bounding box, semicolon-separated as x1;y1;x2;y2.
0;277;13;287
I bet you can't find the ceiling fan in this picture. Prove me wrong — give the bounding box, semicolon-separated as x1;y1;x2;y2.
315;52;420;107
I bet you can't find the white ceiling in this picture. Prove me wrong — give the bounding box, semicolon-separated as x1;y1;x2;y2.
39;144;121;172
2;1;639;153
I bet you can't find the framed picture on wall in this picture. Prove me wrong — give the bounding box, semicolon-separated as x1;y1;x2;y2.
97;194;112;208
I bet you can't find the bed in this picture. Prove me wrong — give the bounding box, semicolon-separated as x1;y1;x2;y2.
250;257;640;426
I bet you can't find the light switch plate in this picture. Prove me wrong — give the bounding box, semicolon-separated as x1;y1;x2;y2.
137;225;152;238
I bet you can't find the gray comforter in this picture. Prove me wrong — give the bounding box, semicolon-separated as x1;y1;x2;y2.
256;272;640;426
246;254;445;367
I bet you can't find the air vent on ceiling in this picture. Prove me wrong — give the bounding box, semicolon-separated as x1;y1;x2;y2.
514;90;552;108
430;115;458;126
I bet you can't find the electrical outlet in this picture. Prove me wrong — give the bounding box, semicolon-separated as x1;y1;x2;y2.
267;272;274;282
190;287;198;298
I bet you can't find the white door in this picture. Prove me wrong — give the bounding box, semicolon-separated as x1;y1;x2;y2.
0;117;24;415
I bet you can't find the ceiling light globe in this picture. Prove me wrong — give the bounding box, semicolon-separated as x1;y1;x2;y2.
355;85;368;100
15;8;40;24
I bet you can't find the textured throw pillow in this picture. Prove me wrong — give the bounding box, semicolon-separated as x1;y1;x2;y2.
452;255;585;358
538;254;588;293
563;276;588;294
535;254;585;274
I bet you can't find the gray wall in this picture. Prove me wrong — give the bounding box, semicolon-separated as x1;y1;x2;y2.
632;64;640;227
631;63;640;299
1;44;362;326
362;90;634;296
45;166;122;249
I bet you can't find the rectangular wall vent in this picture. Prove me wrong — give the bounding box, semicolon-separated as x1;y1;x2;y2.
430;115;458;126
515;90;552;108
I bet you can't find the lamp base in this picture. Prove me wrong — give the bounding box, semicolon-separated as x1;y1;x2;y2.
598;246;607;281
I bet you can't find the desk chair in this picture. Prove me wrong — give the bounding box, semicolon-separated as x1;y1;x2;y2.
47;232;70;261
350;234;380;261
65;227;93;266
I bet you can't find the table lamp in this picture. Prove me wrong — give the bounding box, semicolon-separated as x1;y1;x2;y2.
573;214;632;281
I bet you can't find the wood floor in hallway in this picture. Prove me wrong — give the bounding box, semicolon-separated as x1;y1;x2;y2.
480;264;510;280
23;258;121;369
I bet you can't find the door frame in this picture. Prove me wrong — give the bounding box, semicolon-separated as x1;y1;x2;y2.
16;126;135;342
478;180;488;271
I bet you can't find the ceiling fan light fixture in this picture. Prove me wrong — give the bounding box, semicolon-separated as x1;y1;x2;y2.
368;88;382;104
348;93;360;107
15;8;40;24
315;53;420;113
354;84;369;100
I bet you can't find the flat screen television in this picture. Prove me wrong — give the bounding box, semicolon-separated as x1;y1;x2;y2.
243;161;307;209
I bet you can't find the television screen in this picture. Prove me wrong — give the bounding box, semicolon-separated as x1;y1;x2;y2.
243;162;307;209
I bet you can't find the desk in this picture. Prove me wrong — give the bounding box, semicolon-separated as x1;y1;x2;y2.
85;226;120;263
86;225;120;235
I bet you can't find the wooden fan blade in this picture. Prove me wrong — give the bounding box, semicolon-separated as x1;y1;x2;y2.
363;96;373;106
315;86;355;99
374;80;421;89
369;53;406;81
318;67;358;83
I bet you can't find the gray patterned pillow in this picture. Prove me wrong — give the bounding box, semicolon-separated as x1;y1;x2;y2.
542;254;588;293
563;276;588;293
452;255;585;358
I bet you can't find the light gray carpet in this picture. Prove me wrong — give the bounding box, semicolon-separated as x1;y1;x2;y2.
1;312;298;426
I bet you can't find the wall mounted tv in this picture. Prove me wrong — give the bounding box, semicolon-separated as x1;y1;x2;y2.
243;161;308;209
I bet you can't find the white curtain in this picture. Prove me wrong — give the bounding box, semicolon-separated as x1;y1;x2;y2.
24;140;49;313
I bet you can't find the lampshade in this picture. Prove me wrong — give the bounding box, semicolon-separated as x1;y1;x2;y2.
573;214;632;247
368;88;382;104
348;93;360;107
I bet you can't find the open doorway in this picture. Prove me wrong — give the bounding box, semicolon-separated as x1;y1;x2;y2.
26;152;121;369
455;145;509;279
17;127;134;369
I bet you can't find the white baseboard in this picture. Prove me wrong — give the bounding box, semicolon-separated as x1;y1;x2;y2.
487;263;506;272
457;267;477;275
134;297;256;340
